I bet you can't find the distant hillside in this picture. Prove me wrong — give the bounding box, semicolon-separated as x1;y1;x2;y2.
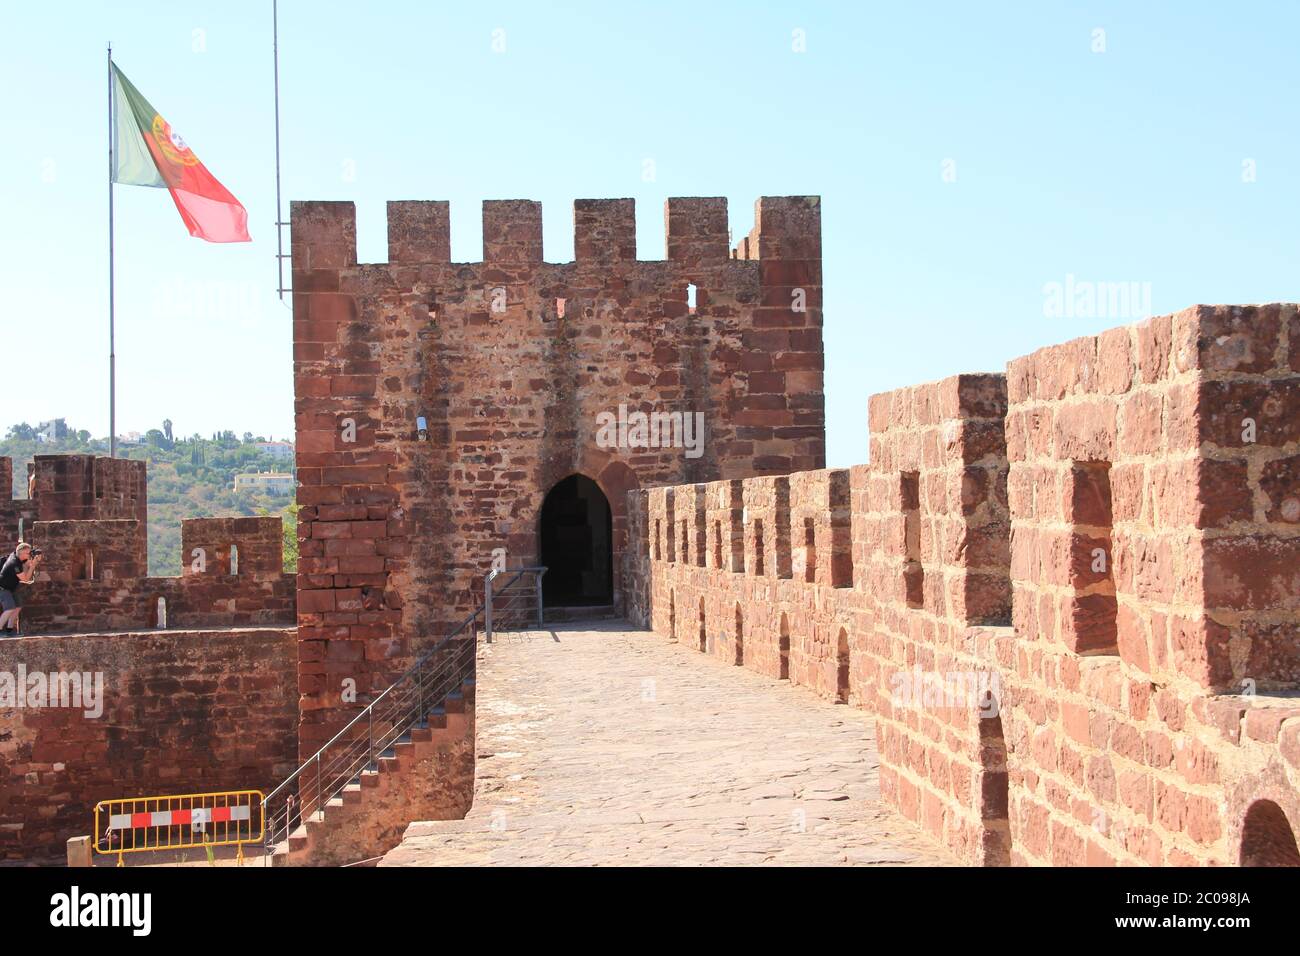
1;424;297;576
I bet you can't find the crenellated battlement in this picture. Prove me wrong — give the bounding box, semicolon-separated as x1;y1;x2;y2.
627;303;1300;868
0;455;295;634
289;192;827;758
292;195;820;270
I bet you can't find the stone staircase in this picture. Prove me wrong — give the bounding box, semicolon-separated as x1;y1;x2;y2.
269;679;476;867
260;570;545;866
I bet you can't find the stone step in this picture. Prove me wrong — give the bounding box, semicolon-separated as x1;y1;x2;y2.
324;797;358;824
303;810;327;831
543;605;618;623
268;843;294;867
287;824;310;853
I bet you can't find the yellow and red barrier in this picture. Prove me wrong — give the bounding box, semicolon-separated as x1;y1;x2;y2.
93;790;264;866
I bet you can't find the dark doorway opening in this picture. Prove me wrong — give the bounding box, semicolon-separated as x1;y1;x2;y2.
1240;799;1300;866
539;474;613;607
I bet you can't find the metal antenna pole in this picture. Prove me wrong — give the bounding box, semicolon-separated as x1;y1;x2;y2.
273;0;288;302
107;42;117;459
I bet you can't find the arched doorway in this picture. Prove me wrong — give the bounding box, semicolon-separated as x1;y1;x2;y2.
539;474;613;607
1240;799;1300;866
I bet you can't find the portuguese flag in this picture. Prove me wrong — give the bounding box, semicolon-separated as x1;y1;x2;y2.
111;63;250;243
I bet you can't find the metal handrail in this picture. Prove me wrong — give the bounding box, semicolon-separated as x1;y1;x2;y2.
263;634;476;851
485;566;546;641
262;606;483;853
262;568;546;855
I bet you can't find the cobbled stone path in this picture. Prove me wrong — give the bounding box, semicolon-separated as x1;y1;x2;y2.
381;621;955;866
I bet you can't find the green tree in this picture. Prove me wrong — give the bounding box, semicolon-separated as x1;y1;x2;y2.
255;504;299;573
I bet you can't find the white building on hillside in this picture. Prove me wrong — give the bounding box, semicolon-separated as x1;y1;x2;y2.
36;418;68;443
234;472;296;495
255;441;295;461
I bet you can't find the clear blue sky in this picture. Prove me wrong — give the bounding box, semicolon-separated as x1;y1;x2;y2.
2;1;1295;465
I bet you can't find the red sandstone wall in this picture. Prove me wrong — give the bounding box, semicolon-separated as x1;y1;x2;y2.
0;455;142;551
291;195;825;757
627;304;1300;867
29;454;147;523
0;457;37;544
170;516;296;628
0;457;295;635
0;626;298;861
14;515;294;634
857;374;1013;863
999;304;1300;866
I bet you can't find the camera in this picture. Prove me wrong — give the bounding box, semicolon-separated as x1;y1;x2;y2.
29;548;43;558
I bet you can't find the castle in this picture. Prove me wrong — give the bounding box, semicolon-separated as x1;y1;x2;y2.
1;194;1297;868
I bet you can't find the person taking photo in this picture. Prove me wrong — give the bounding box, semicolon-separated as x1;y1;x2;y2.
0;542;42;636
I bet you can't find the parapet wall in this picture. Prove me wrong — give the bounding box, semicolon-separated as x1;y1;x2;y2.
0;456;295;634
0;626;298;861
291;194;825;758
25;453;148;522
0;458;298;862
1007;303;1300;688
627;303;1300;867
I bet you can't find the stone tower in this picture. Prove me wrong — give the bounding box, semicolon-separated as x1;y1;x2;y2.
290;195;825;754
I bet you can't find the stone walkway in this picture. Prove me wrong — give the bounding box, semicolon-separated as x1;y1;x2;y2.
381;621;954;866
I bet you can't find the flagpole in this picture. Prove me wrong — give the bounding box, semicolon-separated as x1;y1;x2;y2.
107;42;117;459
